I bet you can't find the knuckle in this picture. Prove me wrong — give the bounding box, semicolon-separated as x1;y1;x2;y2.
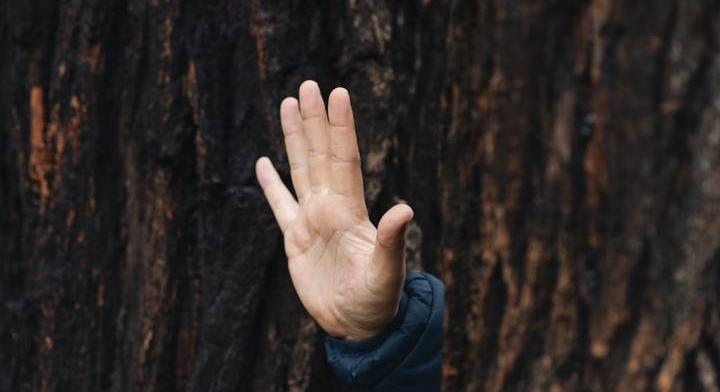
330;152;361;164
289;160;306;171
308;147;327;159
310;184;328;195
302;112;326;121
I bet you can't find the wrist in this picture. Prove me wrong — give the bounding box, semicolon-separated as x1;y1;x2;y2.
333;297;405;341
323;272;444;389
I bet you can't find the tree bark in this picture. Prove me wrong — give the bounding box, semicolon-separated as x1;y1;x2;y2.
2;0;720;391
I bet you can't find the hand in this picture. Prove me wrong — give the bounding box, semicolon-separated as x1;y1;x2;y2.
256;81;413;340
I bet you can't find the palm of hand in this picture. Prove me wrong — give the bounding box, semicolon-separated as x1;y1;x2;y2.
286;194;386;339
256;81;413;339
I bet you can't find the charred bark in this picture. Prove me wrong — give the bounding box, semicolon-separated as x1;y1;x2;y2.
2;0;720;391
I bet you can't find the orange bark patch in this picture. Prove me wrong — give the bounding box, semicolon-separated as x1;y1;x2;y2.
589;0;613;85
67;95;86;162
162;19;173;59
250;0;268;81
97;277;105;307
31;87;44;148
656;316;703;392
584;130;608;204
30;86;51;206
585;90;609;248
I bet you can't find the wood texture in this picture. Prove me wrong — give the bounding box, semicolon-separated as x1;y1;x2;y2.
2;0;720;391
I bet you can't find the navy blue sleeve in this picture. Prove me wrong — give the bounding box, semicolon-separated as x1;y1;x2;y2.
324;271;444;391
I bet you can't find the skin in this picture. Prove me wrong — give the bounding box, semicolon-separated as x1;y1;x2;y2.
256;80;413;340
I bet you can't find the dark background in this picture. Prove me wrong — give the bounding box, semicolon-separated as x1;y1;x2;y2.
2;0;720;391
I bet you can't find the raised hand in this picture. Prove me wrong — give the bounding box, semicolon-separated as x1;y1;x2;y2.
256;81;413;340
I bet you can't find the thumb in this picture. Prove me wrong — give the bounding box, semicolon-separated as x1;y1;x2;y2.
368;204;414;292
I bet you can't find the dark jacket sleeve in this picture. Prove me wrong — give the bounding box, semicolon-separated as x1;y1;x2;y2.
324;271;444;391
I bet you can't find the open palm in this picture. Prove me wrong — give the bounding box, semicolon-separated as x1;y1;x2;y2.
256;81;413;340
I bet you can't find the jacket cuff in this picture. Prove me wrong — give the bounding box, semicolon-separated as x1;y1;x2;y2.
324;271;444;391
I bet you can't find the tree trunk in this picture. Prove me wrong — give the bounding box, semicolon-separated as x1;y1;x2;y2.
2;0;720;391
